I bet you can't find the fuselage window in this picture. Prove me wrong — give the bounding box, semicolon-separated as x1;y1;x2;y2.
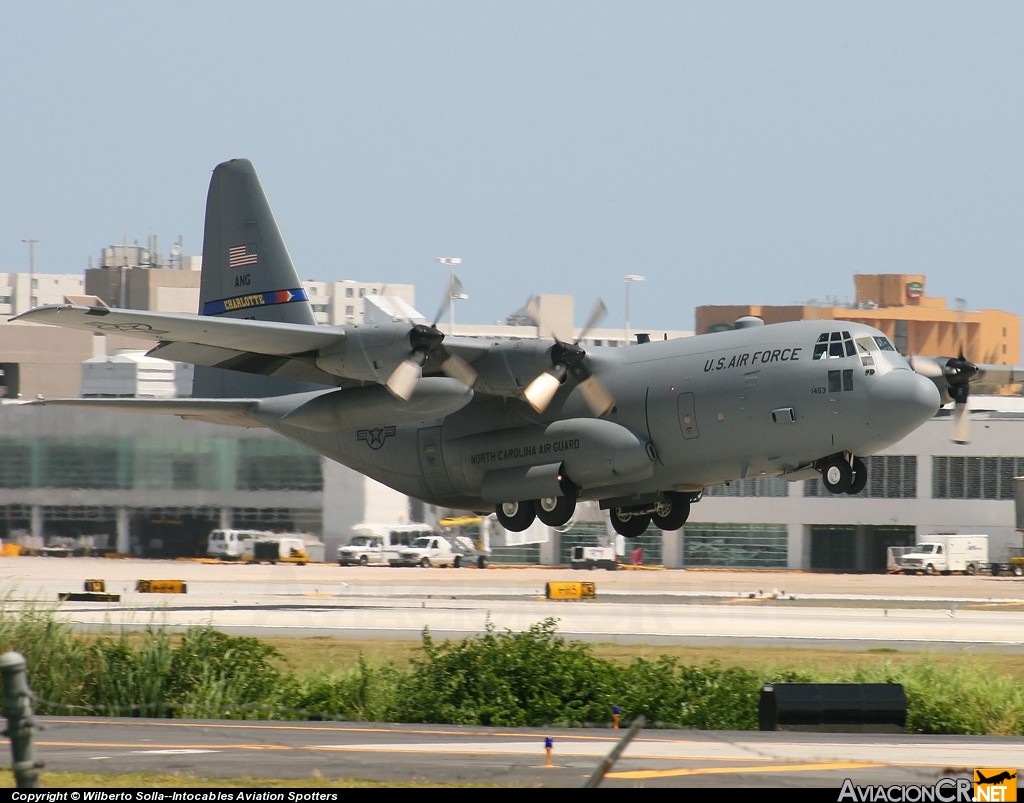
827;369;855;392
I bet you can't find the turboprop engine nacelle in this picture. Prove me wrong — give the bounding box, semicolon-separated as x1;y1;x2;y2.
314;322;419;383
264;379;474;432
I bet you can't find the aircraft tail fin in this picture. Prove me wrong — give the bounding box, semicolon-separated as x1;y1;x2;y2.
194;158;320;399
199;158;315;325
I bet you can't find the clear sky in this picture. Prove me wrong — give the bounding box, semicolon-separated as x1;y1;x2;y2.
3;1;1024;332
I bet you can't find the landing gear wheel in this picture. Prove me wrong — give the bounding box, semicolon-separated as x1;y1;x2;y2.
610;508;651;538
845;457;868;495
536;495;576;527
495;500;536;532
651;492;691;531
821;456;854;494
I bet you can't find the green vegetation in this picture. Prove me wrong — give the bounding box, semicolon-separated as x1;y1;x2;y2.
3;603;1024;734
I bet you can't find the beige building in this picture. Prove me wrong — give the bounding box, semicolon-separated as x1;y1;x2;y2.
696;274;1021;391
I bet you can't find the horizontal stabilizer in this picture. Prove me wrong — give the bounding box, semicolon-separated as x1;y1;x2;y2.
24;397;263;428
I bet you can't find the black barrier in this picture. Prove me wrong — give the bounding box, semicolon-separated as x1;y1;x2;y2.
758;682;906;733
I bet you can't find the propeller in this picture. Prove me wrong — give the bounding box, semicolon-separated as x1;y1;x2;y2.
523;299;615;417
908;297;979;444
385;277;478;401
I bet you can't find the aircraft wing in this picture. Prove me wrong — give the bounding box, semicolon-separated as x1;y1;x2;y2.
11;304;354;387
11;303;524;397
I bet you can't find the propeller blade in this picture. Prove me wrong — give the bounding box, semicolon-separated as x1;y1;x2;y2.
524;367;565;414
440;350;478;388
577;375;615;417
953;400;971;444
909;355;944;379
386;352;427;400
579;299;607;340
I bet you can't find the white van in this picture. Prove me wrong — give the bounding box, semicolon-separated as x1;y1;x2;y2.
336;523;434;566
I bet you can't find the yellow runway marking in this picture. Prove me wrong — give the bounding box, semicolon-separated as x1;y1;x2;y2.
608;761;884;780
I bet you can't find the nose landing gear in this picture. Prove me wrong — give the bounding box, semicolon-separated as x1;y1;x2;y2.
819;453;868;495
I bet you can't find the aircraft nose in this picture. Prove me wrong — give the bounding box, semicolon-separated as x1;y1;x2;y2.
868;369;941;444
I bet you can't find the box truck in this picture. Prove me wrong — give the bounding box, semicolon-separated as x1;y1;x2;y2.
895;534;989;576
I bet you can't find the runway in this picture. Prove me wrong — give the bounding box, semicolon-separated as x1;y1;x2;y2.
3;557;1024;788
4;556;1024;650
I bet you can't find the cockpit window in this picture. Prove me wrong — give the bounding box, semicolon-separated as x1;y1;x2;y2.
873;336;897;352
813;331;856;360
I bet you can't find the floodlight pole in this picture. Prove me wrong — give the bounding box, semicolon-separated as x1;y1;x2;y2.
21;239;39;312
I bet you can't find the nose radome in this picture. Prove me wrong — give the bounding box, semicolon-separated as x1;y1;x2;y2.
868;369;941;445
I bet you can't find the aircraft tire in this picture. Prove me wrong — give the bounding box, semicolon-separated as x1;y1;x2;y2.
536;495;576;527
610;509;651;538
496;500;536;532
822;457;853;494
651;492;690;530
845;457;868;495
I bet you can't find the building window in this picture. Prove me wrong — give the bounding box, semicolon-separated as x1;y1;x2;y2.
933;456;1024;500
237;440;323;491
804;455;916;498
683;523;787;568
705;476;789;497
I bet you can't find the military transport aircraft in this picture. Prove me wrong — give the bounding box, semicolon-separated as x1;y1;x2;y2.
8;159;1013;537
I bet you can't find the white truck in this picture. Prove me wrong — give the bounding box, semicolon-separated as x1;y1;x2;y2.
895;534;989;576
570;545;619;571
336;523;433;566
389;533;489;568
207;529;274;560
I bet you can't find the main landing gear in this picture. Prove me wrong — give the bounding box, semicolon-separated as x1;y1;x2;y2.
608;491;698;538
817;453;867;495
495;489;700;536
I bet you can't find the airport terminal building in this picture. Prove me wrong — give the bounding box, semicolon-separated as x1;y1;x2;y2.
2;259;1022;569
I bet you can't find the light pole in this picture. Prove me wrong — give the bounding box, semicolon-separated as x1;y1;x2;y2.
21;239;39;312
434;257;464;333
624;273;645;344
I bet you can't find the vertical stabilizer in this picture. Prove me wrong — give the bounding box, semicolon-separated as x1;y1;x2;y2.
194;159;320;398
199;158;316;325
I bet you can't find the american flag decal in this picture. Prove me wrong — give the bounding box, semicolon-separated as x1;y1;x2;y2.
228;243;258;269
